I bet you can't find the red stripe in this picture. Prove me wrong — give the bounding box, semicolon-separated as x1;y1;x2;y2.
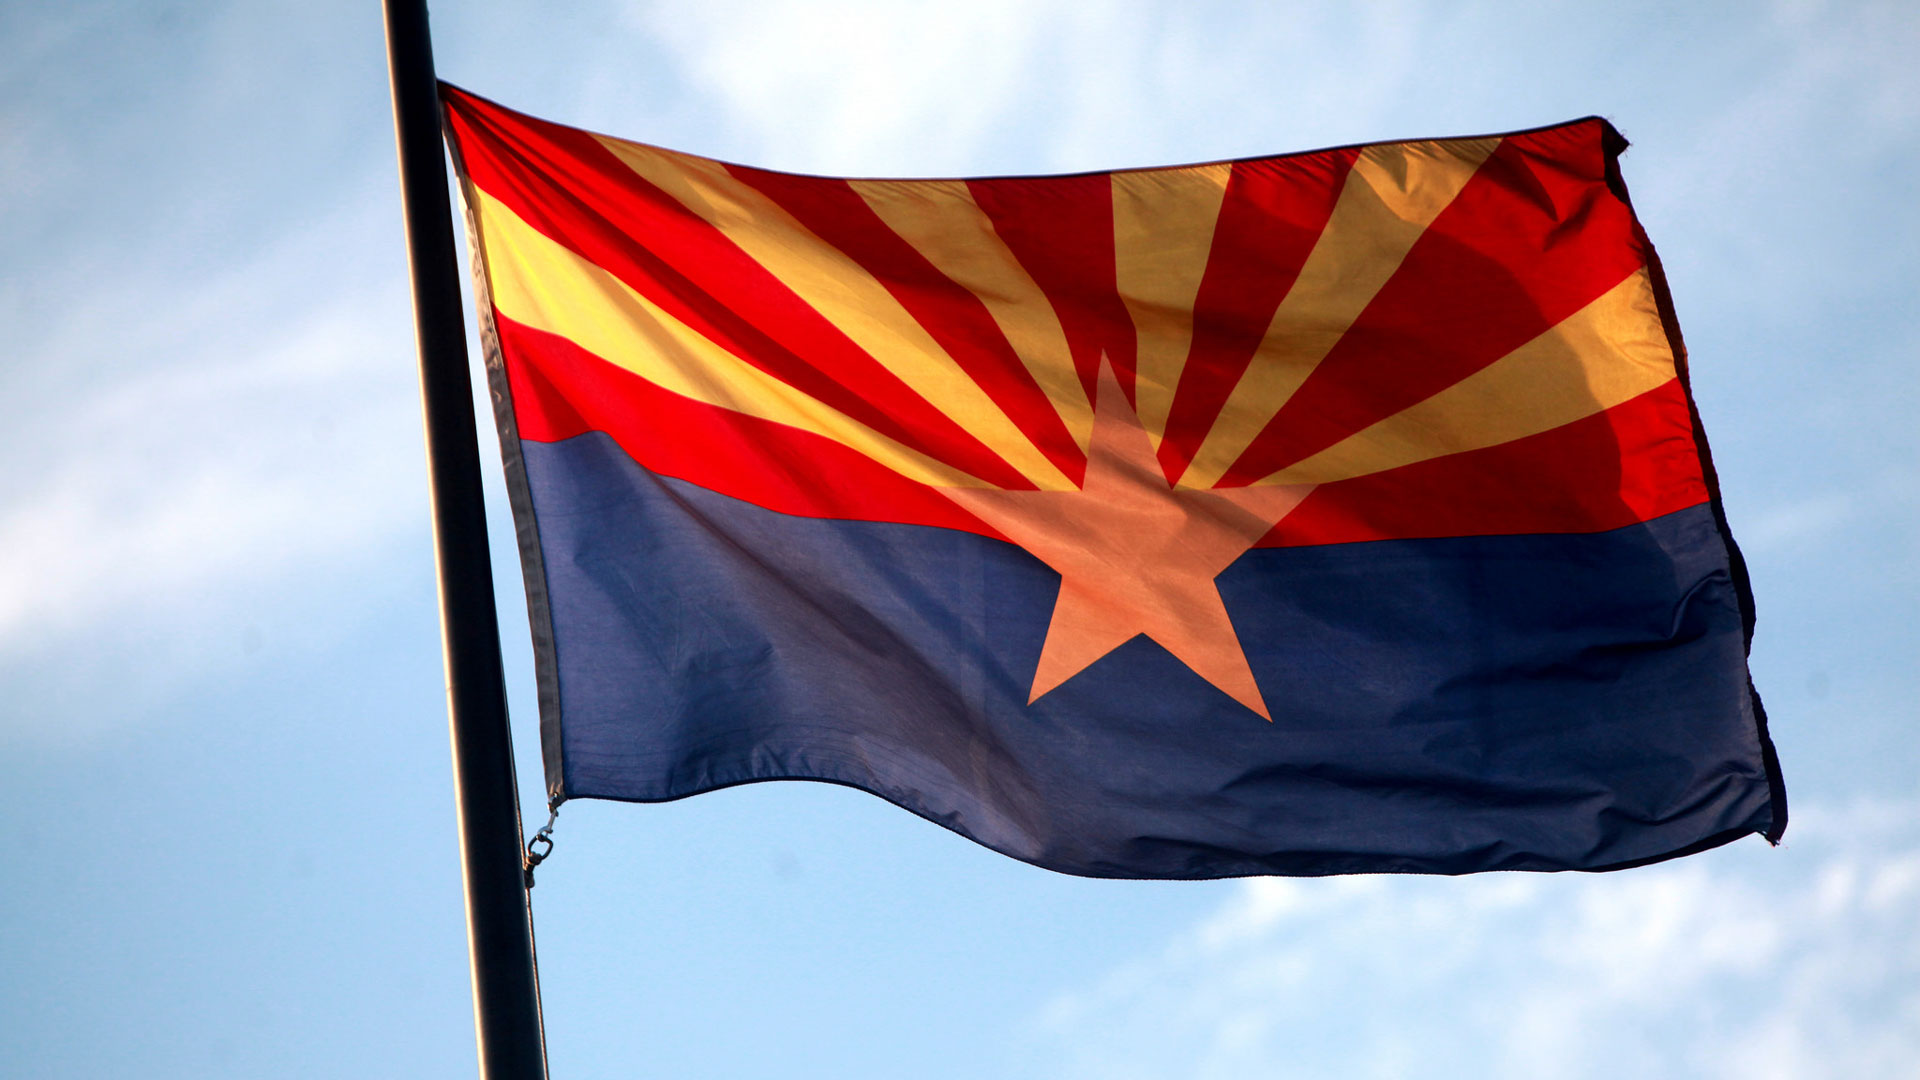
444;87;1037;491
500;306;1701;547
1260;378;1706;547
727;168;1087;485
1220;120;1645;486
1155;150;1360;483
498;313;1001;537
966;173;1136;413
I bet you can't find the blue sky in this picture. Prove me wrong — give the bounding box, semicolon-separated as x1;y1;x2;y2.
3;2;1915;1077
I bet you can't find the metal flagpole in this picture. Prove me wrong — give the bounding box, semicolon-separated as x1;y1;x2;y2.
381;1;549;1076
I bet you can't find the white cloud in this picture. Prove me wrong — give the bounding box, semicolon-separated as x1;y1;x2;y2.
637;0;1067;175
633;0;1441;176
0;2;447;703
1735;463;1920;558
1742;492;1859;553
0;197;427;660
1027;801;1920;1080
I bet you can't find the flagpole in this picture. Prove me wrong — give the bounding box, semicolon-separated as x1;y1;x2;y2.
381;1;549;1076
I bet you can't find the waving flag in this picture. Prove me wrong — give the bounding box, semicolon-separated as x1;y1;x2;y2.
441;84;1783;877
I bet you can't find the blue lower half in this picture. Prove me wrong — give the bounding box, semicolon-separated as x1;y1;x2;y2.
520;432;1778;877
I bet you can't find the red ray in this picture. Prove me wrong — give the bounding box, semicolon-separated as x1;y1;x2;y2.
446;87;1036;491
498;313;999;535
1154;149;1359;484
966;173;1136;410
730;168;1088;486
1218;121;1645;487
1259;378;1705;547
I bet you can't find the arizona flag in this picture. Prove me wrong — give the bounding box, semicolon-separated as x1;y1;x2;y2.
442;85;1784;877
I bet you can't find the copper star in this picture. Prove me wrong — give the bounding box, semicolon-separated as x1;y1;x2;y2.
942;359;1313;719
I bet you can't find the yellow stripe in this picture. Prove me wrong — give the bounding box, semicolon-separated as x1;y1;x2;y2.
1178;136;1499;488
1252;269;1676;487
1112;163;1233;449
595;135;1075;491
469;187;987;490
851;178;1093;453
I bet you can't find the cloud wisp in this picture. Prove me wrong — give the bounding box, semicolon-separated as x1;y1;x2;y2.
1029;800;1920;1080
0;195;427;667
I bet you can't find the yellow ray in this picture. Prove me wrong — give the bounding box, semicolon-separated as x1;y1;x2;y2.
851;178;1092;453
1177;136;1499;489
596;135;1074;491
1112;163;1233;450
1252;269;1677;487
469;187;987;490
